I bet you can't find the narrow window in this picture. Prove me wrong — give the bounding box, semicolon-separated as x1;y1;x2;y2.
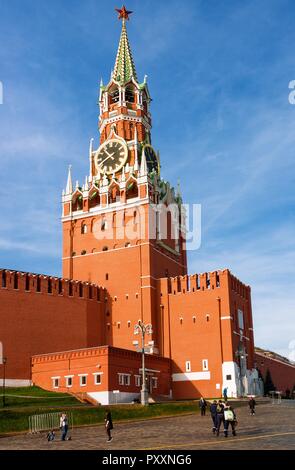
79;284;83;297
94;374;101;385
202;359;209;371
80;375;87;387
135;375;141;387
66;377;73;388
52;378;59;389
185;361;191;372
152;378;158;389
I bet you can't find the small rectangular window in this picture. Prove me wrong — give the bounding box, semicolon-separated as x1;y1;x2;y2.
52;378;59;389
118;374;130;386
66;377;73;388
226;374;232;380
135;375;141;387
185;361;191;372
238;309;244;330
80;375;87;386
202;359;209;371
94;374;101;385
152;378;158;389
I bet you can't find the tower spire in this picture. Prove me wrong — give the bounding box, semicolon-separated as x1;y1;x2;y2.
65;165;73;195
113;6;137;84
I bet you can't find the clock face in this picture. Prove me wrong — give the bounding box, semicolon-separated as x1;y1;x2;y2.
143;145;159;174
95;139;128;175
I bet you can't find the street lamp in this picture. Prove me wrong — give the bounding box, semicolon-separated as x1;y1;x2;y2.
2;357;7;408
134;320;153;406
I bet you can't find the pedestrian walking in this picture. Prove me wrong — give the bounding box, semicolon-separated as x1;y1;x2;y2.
223;402;237;437
104;409;113;443
209;400;218;434
199;396;207;416
223;386;228;400
60;413;69;441
249;396;256;415
215;400;225;436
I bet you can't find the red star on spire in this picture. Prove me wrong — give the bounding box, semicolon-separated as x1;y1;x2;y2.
115;5;133;21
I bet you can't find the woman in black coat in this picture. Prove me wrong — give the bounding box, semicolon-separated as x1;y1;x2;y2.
104;410;113;442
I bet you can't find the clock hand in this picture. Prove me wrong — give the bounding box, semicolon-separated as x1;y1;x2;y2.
105;148;114;157
98;154;115;167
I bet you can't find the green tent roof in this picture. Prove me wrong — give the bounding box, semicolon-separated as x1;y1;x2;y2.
113;19;138;85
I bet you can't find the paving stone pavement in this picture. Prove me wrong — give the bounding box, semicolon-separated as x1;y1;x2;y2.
0;402;295;450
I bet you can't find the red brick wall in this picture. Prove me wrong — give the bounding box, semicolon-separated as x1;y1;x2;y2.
255;352;295;394
0;270;105;380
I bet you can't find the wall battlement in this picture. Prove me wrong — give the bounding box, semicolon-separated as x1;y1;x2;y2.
0;268;105;302
159;269;250;300
32;345;170;365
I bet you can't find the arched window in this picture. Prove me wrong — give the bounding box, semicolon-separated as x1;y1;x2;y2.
126;180;138;200
109;184;120;204
102;246;108;252
89;190;100;209
72;194;83;212
110;88;119;104
125;86;135;103
81;223;87;234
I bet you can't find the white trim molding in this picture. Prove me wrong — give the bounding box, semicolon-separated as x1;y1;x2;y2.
172;371;211;382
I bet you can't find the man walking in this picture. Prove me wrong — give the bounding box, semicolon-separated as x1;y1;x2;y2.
199;396;207;416
209;400;218;434
215;400;225;436
223;387;228;400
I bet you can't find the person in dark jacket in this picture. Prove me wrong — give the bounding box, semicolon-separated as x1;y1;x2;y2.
209;400;218;434
215;400;225;436
104;409;113;442
223;402;237;437
199;396;207;416
249;397;256;415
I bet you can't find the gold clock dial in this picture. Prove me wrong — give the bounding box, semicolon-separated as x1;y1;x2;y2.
95;139;128;175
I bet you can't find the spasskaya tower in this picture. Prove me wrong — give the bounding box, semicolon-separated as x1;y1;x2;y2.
61;6;187;350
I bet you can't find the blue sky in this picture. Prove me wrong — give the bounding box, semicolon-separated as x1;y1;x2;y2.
0;0;294;358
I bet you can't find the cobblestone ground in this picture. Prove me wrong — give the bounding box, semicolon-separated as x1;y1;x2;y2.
0;401;295;450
